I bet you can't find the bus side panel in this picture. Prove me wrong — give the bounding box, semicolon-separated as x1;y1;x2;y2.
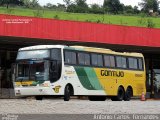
62;66;146;97
94;68;125;96
65;66;106;96
93;68;146;96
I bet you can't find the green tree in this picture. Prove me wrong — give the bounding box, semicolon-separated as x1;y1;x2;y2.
23;0;31;8
63;0;71;7
133;6;140;14
75;0;88;13
30;0;40;8
89;4;104;14
139;0;160;13
66;0;88;13
23;0;40;8
123;5;134;14
44;3;57;9
103;0;123;14
67;3;77;12
45;3;53;8
57;3;66;11
0;0;24;8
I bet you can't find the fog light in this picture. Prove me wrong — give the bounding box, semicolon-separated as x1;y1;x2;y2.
16;93;21;96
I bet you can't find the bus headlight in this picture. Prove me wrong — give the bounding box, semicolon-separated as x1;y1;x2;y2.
14;83;20;87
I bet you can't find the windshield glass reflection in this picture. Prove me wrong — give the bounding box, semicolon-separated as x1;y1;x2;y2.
16;61;49;82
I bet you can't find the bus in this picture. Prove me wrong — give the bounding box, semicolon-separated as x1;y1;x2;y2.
13;45;146;101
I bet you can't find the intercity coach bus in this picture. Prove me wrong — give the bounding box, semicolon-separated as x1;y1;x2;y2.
13;45;146;101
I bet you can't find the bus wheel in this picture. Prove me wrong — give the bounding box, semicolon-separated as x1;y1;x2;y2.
64;85;71;101
117;87;125;101
124;87;133;101
111;87;124;101
35;96;43;100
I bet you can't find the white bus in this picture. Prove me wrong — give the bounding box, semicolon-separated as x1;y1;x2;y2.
13;45;146;101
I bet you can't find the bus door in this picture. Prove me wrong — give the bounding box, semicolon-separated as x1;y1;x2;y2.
49;49;62;83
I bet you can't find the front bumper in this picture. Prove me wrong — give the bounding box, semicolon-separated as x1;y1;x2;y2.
14;87;61;96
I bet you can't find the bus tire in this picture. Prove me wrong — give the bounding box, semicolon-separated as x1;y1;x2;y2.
111;87;124;101
117;87;125;101
124;87;133;101
64;85;71;101
35;96;43;100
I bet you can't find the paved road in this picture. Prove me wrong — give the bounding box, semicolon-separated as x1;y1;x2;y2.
0;98;160;114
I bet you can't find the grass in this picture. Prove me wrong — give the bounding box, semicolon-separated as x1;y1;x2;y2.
0;7;160;28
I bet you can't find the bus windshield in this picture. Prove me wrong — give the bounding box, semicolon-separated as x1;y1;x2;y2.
16;61;49;82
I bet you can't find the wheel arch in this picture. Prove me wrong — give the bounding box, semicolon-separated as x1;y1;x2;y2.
119;85;125;92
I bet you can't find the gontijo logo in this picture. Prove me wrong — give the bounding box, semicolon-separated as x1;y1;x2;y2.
53;85;61;93
101;70;124;77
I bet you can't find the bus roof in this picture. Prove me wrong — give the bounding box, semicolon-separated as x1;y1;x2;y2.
67;46;143;57
19;45;65;51
19;45;143;57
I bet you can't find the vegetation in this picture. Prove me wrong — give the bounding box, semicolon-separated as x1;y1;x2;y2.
0;0;160;28
1;0;159;15
103;0;123;14
0;0;24;8
139;0;159;13
0;6;160;28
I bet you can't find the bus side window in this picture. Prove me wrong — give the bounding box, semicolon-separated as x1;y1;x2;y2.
84;53;90;66
65;51;71;64
138;58;143;70
128;57;138;69
91;54;98;66
122;57;127;68
116;56;127;69
71;52;77;64
64;51;77;65
110;56;116;67
98;55;103;67
78;52;85;65
104;55;110;67
91;54;103;67
104;55;115;68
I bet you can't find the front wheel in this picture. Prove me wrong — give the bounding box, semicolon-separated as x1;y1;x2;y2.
64;85;71;101
35;96;43;100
